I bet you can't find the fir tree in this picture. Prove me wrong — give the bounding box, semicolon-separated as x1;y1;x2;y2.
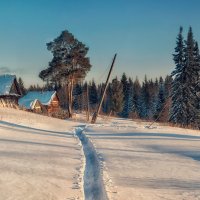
121;73;129;117
155;77;165;120
170;27;200;127
18;77;26;95
89;80;98;108
164;75;172;98
81;82;88;111
28;84;36;91
73;83;82;111
103;83;112;114
194;42;200;93
132;77;141;117
148;78;158;118
139;75;150;119
110;77;124;115
127;78;135;118
170;27;185;125
160;75;173;122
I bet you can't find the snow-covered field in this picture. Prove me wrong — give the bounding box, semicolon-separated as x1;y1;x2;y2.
0;108;83;200
85;118;200;200
1;108;200;200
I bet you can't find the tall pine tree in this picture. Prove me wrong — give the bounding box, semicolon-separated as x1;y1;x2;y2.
170;27;200;127
154;77;165;120
170;27;185;125
89;80;98;109
110;77;124;115
121;73;129;117
18;77;26;95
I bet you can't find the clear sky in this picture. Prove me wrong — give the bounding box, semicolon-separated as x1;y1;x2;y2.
0;0;200;86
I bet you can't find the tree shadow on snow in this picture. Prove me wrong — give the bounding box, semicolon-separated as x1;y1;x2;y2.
86;131;200;141
0;120;73;138
147;145;200;162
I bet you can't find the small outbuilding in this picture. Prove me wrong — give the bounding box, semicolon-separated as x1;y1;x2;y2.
0;74;21;107
19;91;60;114
18;98;44;113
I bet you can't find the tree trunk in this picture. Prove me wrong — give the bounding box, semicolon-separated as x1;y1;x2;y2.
67;83;72;118
67;78;74;118
109;110;113;117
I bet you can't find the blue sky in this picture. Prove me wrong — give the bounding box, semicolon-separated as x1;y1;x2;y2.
0;0;200;86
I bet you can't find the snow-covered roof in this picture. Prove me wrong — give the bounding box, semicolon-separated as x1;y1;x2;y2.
0;74;17;96
19;91;57;108
18;99;39;110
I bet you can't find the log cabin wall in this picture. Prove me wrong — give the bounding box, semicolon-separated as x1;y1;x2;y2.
0;96;19;108
33;100;42;113
47;95;60;113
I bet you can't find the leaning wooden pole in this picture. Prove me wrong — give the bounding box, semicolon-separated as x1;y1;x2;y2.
86;84;90;121
91;54;117;124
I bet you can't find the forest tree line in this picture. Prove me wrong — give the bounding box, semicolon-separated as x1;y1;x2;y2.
19;73;172;122
71;74;172;122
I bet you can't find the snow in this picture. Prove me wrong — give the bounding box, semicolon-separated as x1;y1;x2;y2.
75;127;108;200
84;117;200;200
0;107;83;200
1;108;200;200
19;91;56;106
0;74;16;95
18;99;38;109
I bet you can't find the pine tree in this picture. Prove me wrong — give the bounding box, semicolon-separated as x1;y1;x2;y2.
164;75;172;98
103;83;112;114
194;42;200;93
28;84;37;91
110;77;124;115
121;73;129;117
148;78;158;118
81;82;88;111
183;27;200;126
18;77;26;95
89;80;98;109
39;30;92;118
155;77;165;120
159;75;173;122
127;78;135;118
139;75;151;119
194;42;200;124
150;78;159;116
132;77;141;117
170;27;200;127
170;27;185;125
73;83;82;111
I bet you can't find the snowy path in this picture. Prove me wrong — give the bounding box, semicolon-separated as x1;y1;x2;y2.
75;127;108;200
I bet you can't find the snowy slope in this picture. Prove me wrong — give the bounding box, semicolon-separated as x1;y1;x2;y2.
1;108;200;200
0;108;83;200
85;118;200;200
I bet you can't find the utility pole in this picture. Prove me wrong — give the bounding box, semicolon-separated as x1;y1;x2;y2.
86;84;90;121
91;54;117;124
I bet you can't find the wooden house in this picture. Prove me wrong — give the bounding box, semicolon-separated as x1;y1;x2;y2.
19;91;60;114
0;74;21;107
